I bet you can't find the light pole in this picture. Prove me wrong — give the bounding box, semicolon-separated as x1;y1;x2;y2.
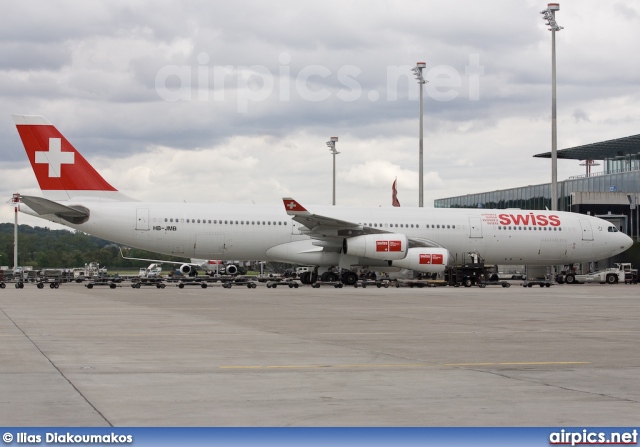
412;62;426;207
12;193;20;270
326;137;339;206
541;4;563;211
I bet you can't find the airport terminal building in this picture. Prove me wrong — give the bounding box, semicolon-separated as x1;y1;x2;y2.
435;134;640;240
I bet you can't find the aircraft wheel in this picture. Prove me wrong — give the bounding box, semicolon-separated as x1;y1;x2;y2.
300;272;311;285
565;274;576;284
341;272;358;286
325;272;338;282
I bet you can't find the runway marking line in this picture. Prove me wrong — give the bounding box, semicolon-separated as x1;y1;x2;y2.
220;361;590;370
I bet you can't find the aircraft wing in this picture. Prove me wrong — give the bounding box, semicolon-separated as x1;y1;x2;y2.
119;248;204;267
282;197;441;248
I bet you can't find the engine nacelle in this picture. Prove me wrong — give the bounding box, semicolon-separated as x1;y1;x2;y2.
343;234;408;261
225;264;238;275
389;247;451;273
179;264;193;275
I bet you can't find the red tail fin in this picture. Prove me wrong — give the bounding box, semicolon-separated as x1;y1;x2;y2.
13;115;125;201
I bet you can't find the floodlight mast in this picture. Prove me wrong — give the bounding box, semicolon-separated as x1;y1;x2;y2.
12;193;20;270
326;137;339;206
541;3;563;211
413;62;427;207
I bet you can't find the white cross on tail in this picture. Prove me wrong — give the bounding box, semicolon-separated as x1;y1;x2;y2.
35;138;75;178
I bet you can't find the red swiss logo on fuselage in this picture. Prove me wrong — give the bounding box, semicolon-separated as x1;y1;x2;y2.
498;213;561;227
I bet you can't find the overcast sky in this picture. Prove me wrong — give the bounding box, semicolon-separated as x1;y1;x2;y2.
1;0;640;228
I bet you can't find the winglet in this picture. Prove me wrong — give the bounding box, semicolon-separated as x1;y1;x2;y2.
282;197;310;215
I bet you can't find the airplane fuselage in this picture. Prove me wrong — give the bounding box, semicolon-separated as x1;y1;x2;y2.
23;201;631;267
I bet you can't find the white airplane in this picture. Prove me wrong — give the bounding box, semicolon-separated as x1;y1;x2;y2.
12;115;633;285
118;248;231;276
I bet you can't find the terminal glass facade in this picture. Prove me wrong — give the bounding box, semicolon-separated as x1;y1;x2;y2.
435;170;640;211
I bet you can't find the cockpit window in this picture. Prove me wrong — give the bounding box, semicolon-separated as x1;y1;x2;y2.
608;226;619;233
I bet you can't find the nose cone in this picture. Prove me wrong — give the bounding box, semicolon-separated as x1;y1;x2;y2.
623;233;634;252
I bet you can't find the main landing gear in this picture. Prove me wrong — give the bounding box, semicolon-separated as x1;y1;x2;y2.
299;269;359;286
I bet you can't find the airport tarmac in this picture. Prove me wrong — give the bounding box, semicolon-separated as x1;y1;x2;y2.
0;281;639;426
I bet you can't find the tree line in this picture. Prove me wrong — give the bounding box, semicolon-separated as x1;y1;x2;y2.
0;223;188;270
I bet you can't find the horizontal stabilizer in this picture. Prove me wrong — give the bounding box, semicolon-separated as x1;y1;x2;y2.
20;195;89;224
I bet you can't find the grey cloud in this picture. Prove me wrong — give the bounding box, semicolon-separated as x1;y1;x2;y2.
0;42;71;70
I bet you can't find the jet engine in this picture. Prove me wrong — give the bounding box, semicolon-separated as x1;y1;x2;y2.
389;247;451;273
225;264;239;275
342;234;408;261
179;264;193;275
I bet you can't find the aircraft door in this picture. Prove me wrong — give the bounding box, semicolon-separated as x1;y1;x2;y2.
579;219;594;241
468;217;483;238
136;208;149;231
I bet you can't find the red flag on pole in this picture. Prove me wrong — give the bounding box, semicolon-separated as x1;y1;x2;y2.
392;178;400;207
